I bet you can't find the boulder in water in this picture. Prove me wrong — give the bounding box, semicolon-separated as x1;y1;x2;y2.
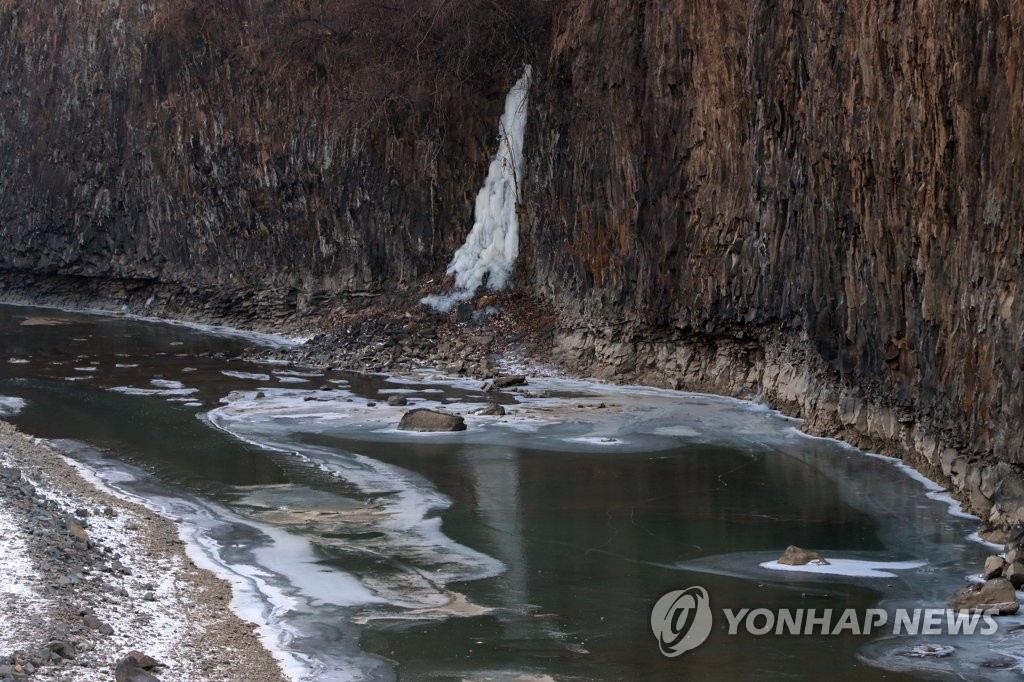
398;409;466;432
948;577;1020;615
777;545;830;566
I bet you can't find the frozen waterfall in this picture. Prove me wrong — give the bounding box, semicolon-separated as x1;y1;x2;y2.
422;65;532;312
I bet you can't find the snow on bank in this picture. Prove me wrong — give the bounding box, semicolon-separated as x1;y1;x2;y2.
0;425;290;682
423;65;532;311
0;500;46;654
59;452;316;681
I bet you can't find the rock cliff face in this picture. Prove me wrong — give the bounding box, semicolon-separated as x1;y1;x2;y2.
0;1;534;298
2;2;1023;532
521;0;1024;537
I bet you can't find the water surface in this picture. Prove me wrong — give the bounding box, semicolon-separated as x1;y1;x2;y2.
0;302;1015;680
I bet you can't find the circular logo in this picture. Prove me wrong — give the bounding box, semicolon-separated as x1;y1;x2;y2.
651;586;713;657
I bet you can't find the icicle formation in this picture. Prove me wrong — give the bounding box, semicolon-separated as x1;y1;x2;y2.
422;65;532;312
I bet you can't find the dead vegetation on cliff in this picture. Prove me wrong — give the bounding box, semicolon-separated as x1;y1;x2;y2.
146;0;550;126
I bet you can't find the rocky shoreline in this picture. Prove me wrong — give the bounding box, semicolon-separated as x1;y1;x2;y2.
0;421;287;682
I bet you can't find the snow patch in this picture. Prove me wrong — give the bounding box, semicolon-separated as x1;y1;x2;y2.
760;558;926;578
151;379;186;390
0;498;46;653
222;370;273;381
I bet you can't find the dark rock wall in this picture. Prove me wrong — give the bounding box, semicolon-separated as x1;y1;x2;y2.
0;1;513;295
2;2;1024;515
523;0;1024;471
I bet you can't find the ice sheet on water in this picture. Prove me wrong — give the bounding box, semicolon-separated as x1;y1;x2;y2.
0;395;26;416
110;385;198;397
760;558;926;578
151;379;186;389
206;402;506;609
59;443;383;681
222;370;272;381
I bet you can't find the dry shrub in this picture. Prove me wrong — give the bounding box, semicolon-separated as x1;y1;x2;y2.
146;0;551;125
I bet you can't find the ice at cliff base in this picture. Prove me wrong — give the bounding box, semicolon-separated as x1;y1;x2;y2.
422;65;532;312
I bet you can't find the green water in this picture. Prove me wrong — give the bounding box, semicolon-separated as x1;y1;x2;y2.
0;303;998;681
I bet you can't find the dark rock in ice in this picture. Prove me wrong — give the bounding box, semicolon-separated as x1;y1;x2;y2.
777;545;830;566
492;375;527;388
398;409;466;432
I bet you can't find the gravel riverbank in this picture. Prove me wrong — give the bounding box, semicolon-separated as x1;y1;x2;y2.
0;420;288;682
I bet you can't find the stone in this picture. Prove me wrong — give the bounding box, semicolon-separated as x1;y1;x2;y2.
1004;562;1024;589
45;640;74;659
777;545;830;566
67;520;89;545
983;555;1006;580
386;395;408;407
475;403;506;416
98;622;114;636
0;467;21;482
454;303;474;323
492;375;527;388
1005;546;1024;564
397;409;467;432
126;651;160;669
115;655;161;682
948;578;1020;615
